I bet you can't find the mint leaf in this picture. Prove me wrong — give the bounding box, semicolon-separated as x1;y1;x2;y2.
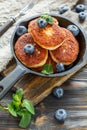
41;13;48;19
22;99;35;115
12;88;23;109
17;109;24;116
13;88;23;101
46;16;53;24
41;64;53;74
16;88;23;98
0;88;35;128
40;14;53;24
12;100;21;109
8;104;17;117
19;110;31;128
13;94;20;102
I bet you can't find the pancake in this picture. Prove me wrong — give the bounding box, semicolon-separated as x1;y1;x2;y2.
32;53;56;73
28;17;58;32
14;33;48;68
61;27;78;41
50;27;79;65
28;17;66;50
46;53;56;72
50;38;79;65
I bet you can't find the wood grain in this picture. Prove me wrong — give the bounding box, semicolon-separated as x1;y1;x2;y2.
1;80;87;130
2;58;86;105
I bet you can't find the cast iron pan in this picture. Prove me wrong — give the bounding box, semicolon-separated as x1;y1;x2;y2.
0;14;87;99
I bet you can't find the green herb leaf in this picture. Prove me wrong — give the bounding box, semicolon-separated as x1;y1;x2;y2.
13;88;23;101
12;100;21;109
22;99;35;115
12;88;23;109
46;16;53;24
16;88;23;98
13;94;20;102
19;110;31;128
17;109;24;116
41;63;54;74
41;13;48;19
40;14;53;24
0;88;35;128
7;104;17;117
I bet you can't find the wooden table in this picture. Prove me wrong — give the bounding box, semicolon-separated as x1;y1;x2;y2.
0;0;87;130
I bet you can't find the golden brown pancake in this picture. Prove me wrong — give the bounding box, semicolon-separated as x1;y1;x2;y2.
28;17;58;31
28;17;66;50
61;27;78;41
32;53;56;73
14;33;48;68
46;53;56;72
50;38;79;65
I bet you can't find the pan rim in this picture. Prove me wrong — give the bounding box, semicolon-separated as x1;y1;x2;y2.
10;13;87;77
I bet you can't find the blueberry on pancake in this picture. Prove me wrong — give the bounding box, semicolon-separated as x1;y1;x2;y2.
28;17;66;50
14;33;48;68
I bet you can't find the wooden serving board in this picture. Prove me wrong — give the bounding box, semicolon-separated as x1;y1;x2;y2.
2;58;86;105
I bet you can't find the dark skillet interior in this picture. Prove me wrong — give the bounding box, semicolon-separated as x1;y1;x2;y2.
11;14;87;77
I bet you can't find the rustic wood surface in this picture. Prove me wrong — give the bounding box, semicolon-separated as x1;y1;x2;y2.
0;0;87;130
2;59;87;106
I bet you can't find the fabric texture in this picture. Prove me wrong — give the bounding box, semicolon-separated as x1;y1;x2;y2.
1;0;86;72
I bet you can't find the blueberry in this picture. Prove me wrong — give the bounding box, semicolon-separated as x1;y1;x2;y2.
56;63;65;73
67;25;79;36
15;26;28;37
59;6;68;14
76;4;85;13
53;87;64;98
37;18;47;28
54;109;67;123
78;11;86;21
24;44;34;54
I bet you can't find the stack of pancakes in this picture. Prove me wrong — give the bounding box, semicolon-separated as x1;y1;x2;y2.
15;16;79;73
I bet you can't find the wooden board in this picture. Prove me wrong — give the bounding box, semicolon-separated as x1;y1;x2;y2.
1;79;87;130
2;58;86;105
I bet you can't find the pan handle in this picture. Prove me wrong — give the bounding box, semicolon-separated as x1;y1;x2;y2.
0;65;27;99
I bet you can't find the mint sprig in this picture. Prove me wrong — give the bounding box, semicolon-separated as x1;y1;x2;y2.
18;109;31;128
22;99;35;115
41;63;54;75
40;14;53;24
0;88;35;128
